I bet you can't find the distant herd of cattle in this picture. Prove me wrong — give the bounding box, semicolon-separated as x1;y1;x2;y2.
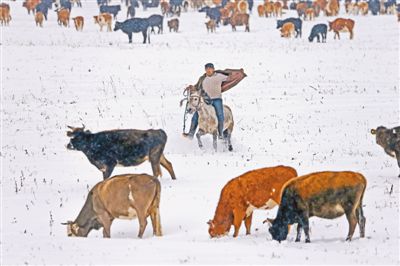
62;124;400;240
0;0;399;43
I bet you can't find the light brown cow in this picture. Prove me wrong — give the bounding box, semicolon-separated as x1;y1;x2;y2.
305;7;315;20
205;19;216;33
168;18;179;32
280;22;295;37
273;1;282;17
264;1;274;17
57;8;70;27
73;16;84;31
63;174;162;238
0;5;11;26
325;0;339;16
94;13;112;31
229;12;249;31
207;166;298;238
237;0;248;13
23;0;39;15
35;11;44;27
329;18;355;39
358;2;368;15
257;4;265;16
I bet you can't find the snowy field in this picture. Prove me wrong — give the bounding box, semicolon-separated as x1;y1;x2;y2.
1;0;400;264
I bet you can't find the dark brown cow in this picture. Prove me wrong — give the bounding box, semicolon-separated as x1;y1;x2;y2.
23;0;39;14
227;12;249;32
167;18;179;32
63;174;162;238
329;18;355;40
269;171;367;243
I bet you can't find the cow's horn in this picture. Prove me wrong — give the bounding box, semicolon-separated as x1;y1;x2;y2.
370;129;376;135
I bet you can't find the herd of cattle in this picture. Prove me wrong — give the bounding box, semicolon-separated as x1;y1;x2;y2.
61;124;400;240
0;0;399;43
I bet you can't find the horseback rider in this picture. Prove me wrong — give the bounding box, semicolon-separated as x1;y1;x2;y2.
183;63;228;140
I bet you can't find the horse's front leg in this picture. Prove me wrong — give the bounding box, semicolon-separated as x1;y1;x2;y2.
196;129;205;148
213;132;217;151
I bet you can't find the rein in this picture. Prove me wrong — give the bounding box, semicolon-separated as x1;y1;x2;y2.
179;87;205;133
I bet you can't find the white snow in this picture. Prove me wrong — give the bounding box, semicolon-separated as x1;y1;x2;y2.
1;0;399;264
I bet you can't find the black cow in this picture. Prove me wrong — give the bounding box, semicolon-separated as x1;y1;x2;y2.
66;126;176;180
308;24;327;42
100;5;121;19
36;3;49;20
277;17;302;38
199;6;222;25
114;18;151;43
368;0;380;14
371;126;400;177
147;14;163;34
41;0;53;9
127;5;135;18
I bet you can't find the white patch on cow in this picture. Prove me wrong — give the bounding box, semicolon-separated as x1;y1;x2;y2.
246;204;257;217
335;204;344;213
118;207;137;220
272;188;276;193
128;185;134;202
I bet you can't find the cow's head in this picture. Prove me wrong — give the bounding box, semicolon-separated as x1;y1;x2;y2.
207;220;229;238
62;219;102;237
268;219;289;243
66;125;91;151
371;126;389;147
114;21;122;31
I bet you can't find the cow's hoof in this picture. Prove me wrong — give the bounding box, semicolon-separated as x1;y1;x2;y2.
295;238;300;242
228;145;233;151
305;239;311;243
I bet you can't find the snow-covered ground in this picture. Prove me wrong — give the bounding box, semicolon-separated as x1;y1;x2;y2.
1;0;399;264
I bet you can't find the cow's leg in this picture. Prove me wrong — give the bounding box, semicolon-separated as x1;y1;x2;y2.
345;209;358;241
128;32;132;43
395;149;400;178
160;154;176;180
142;30;147;43
232;209;245;237
244;213;253;235
213;132;218;151
316;34;320;42
149;148;163;178
356;204;366;238
150;207;162;236
295;224;302;242
196;129;206;148
298;214;310;243
98;212;112;238
137;211;148;238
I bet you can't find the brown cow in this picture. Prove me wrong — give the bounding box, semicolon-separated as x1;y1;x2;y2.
269;171;366;243
280;22;295;37
94;13;112;32
329;18;355;39
358;2;368;15
228;12;249;32
63;174;162;238
257;4;265;16
0;5;11;26
296;2;307;18
325;0;339;16
264;1;274;17
237;0;248;13
57;8;70;27
73;16;84;31
305;7;314;20
207;166;298;238
35;11;44;27
205;19;216;33
167;18;179;32
23;0;39;15
161;1;169;16
273;1;282;17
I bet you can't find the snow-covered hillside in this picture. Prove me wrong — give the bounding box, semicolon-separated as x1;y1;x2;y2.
1;0;399;264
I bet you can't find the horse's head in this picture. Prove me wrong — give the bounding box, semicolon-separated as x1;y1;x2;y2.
186;89;202;114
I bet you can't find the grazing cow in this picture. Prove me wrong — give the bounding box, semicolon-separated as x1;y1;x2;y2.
147;14;163;34
114;18;150;44
226;12;249;32
328;18;355;40
0;5;11;26
264;1;274;17
57;8;70;27
296;2;307;18
127;5;135;18
371;126;400;177
280;22;295;37
277;18;302;38
35;11;44;27
308;23;327;42
23;0;39;15
208;166;298;238
94;13;112;31
273;1;283;16
257;4;265;16
100;5;121;19
305;7;314;19
161;1;169;16
35;3;49;20
73;16;84;31
66;126;175;179
358;2;369;15
205;19;216;32
167;18;179;32
63;174;162;238
269;171;367;243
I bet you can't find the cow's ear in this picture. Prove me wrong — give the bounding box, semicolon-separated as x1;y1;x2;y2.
207;220;214;228
370;129;376;135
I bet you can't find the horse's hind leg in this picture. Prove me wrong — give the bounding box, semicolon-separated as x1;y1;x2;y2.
213;133;217;151
196;129;205;148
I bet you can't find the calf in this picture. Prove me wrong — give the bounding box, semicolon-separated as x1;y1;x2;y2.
167;18;179;32
63;174;162;238
114;18;151;43
147;14;163;34
228;12;249;32
371;126;400;177
205;19;216;33
73;16;84;31
57;8;70;27
100;4;121;19
269;171;366;243
23;0;39;15
329;18;355;40
280;22;295;37
94;13;112;31
308;23;327;42
208;166;298;238
0;5;11;26
277;17;302;38
66;126;175;179
35;11;44;27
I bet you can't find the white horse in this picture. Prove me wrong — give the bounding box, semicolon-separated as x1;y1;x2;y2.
186;88;234;151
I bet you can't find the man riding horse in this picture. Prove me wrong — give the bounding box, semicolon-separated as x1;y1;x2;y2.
182;63;246;141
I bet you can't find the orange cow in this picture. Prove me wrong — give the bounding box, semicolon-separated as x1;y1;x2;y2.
264;1;274;17
257;4;265;16
35;11;44;27
207;166;298;238
305;7;314;20
0;4;11;26
73;16;84;31
273;1;282;17
280;22;295;37
325;0;339;16
94;13;112;31
238;0;248;13
23;0;39;15
358;2;368;15
329;18;355;40
57;8;70;27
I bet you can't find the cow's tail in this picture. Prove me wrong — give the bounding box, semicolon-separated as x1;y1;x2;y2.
356;174;367;237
